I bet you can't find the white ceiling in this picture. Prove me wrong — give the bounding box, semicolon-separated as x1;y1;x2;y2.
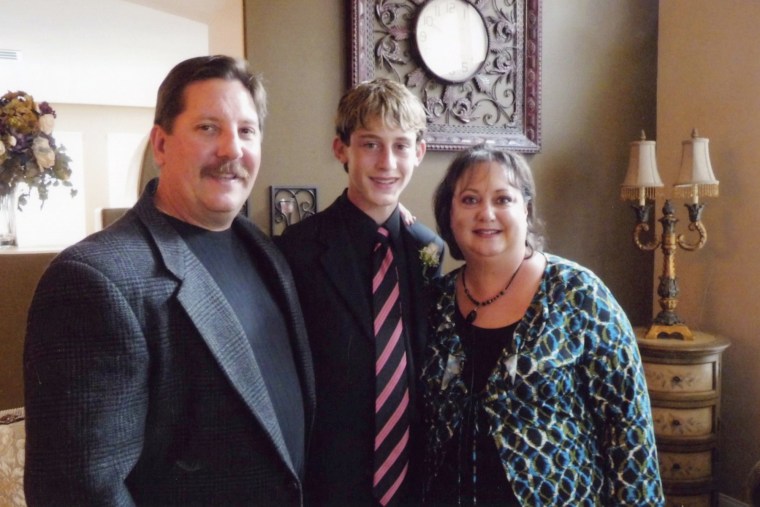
124;0;229;23
0;0;221;107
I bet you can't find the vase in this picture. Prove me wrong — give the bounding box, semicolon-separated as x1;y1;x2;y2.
0;189;17;248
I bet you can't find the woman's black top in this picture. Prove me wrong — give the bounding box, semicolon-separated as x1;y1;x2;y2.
426;310;520;506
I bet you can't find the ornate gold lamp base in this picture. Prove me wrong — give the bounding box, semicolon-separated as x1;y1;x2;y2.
630;199;708;342
645;323;693;340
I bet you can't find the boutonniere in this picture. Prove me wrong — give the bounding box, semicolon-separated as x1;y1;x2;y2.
419;242;440;284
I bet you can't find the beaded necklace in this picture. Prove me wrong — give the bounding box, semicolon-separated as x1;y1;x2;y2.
461;260;524;324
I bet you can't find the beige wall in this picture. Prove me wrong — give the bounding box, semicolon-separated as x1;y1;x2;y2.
659;1;760;500
51;104;155;235
244;0;657;323
210;0;245;58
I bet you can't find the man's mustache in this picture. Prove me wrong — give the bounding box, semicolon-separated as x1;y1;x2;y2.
201;162;248;180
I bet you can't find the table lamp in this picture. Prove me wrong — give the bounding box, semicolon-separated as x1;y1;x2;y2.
620;129;719;340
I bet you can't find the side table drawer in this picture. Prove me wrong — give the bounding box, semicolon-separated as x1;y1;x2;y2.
659;450;712;480
644;362;715;393
652;406;714;437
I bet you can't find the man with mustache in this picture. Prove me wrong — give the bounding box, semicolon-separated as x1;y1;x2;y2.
23;55;314;506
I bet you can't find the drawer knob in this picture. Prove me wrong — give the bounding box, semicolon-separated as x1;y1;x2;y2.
671;375;682;384
671;419;682;427
671;462;682;471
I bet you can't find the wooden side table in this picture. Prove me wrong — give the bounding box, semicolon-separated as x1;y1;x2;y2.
635;328;730;507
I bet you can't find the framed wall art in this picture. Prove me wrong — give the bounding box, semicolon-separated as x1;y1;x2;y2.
269;186;318;236
350;0;542;152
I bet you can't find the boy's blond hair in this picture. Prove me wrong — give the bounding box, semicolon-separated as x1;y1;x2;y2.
335;78;427;145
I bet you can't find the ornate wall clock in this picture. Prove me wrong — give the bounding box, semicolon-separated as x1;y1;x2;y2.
350;0;542;152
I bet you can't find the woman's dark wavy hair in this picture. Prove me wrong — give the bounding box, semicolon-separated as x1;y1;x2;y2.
154;55;267;134
433;144;546;261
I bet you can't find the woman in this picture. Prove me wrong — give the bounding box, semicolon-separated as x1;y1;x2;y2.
422;145;664;506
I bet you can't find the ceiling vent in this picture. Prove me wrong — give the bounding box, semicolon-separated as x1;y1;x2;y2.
0;49;22;61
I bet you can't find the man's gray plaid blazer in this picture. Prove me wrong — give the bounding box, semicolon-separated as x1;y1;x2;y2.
23;179;315;506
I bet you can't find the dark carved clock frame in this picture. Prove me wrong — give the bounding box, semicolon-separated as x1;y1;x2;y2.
350;0;542;152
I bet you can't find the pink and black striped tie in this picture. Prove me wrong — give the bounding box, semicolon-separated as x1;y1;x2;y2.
371;226;410;506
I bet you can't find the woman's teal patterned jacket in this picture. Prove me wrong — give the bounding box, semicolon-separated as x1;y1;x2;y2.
422;254;664;506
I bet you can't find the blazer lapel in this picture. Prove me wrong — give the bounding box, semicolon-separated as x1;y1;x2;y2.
400;223;445;360
402;230;426;339
134;185;296;476
317;212;374;341
174;257;295;475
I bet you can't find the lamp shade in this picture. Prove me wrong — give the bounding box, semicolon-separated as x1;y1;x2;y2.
621;132;664;202
674;129;719;200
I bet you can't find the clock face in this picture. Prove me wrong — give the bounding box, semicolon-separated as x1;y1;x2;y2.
414;0;489;83
350;0;542;152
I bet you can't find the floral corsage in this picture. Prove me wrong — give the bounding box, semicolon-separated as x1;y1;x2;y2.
419;242;441;284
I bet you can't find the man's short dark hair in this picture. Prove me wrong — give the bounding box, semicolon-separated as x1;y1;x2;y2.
154;55;267;134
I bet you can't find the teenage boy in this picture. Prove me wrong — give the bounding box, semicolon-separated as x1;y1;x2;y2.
277;78;444;506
